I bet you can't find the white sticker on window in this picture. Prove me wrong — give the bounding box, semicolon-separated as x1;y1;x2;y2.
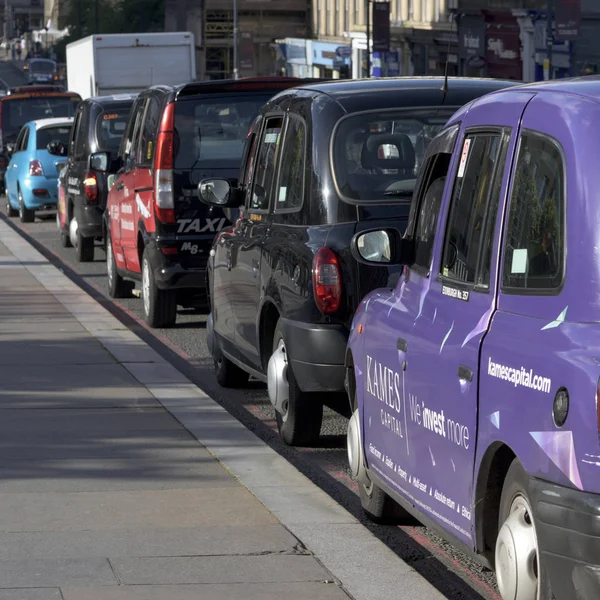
264;132;279;144
511;248;528;274
278;187;287;202
457;138;471;178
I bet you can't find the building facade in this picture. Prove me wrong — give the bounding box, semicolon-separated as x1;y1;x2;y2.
165;0;309;80
3;0;45;39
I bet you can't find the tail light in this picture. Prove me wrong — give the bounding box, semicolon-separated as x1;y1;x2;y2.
312;247;342;315
29;159;44;176
83;171;98;204
153;101;176;224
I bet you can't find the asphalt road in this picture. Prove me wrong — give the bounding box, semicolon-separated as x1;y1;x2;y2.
2;205;503;600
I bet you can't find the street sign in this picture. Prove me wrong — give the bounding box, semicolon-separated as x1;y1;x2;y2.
336;46;352;59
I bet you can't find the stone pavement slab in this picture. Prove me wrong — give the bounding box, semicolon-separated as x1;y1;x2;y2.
61;583;349;600
0;590;62;600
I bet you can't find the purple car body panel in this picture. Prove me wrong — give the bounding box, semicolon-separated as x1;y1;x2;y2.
348;78;600;599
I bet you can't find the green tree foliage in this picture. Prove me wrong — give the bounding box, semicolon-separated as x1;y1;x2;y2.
54;0;164;62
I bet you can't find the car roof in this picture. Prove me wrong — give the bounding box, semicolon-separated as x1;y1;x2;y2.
288;76;521;113
88;93;137;105
506;74;600;102
30;117;74;130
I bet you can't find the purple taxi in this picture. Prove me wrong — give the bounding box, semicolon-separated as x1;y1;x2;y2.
345;76;600;600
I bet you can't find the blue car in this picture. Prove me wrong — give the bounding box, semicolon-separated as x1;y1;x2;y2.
5;117;73;222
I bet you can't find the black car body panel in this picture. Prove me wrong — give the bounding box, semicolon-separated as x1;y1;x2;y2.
208;77;521;399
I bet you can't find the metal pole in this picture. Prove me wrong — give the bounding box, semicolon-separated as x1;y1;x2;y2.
365;0;370;78
232;0;238;79
546;0;553;80
77;0;82;38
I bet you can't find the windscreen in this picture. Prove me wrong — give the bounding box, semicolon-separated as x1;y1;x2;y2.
1;95;79;143
173;93;275;171
95;104;132;152
332;109;456;202
36;125;71;150
30;60;56;74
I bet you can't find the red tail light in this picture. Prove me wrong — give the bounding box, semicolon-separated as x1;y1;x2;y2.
153;101;175;224
29;159;44;176
83;171;98;204
313;247;342;315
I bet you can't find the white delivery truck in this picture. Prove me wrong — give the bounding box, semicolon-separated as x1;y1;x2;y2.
66;32;196;99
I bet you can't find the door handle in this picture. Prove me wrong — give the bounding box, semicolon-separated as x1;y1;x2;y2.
458;365;473;382
116;181;124;191
396;337;407;352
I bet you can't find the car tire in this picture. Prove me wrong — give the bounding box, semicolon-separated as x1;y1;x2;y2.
141;248;177;328
213;346;250;388
496;460;550;600
6;196;17;217
106;231;133;299
76;229;94;262
358;477;409;525
271;320;323;446
18;189;34;223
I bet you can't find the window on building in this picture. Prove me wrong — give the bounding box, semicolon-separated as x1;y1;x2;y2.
502;132;566;292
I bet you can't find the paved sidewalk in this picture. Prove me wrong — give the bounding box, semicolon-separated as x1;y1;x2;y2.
0;218;447;600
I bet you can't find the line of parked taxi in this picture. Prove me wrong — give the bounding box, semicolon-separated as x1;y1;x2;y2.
6;73;600;600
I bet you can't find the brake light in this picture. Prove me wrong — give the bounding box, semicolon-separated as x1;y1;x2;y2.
312;247;342;315
153;101;175;224
29;159;44;176
83;171;98;204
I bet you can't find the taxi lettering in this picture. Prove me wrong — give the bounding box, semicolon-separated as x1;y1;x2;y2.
177;218;227;234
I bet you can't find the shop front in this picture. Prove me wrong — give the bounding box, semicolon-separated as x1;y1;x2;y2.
407;28;457;77
276;37;312;78
458;14;486;77
484;10;522;81
310;41;351;79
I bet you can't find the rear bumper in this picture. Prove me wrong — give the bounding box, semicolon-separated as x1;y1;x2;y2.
21;177;58;209
530;477;600;599
75;203;104;239
279;317;348;393
146;238;207;291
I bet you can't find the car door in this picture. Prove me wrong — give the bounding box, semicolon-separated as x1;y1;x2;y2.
362;93;534;548
231;113;285;367
6;127;25;202
114;97;146;272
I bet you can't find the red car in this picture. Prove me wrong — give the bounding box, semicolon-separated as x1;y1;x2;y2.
103;77;315;328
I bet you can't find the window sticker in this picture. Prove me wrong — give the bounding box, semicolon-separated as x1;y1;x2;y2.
511;248;528;274
278;186;287;202
103;113;119;121
264;132;279;144
125;139;131;154
457;138;471;178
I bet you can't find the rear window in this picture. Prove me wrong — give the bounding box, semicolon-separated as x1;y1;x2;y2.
173;93;275;170
30;60;56;74
95;105;131;152
36;125;71;150
332;109;455;203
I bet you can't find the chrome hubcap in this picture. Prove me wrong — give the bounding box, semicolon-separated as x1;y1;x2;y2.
347;409;370;487
107;239;114;287
69;217;78;248
496;495;539;600
267;338;289;422
18;192;23;217
142;258;150;317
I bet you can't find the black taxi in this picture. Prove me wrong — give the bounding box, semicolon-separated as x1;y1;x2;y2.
200;77;519;447
58;94;136;262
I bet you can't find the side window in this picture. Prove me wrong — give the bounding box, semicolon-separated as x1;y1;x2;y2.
249;116;284;211
275;115;306;212
68;110;82;157
21;127;30;151
139;97;161;165
74;107;88;159
502;132;565;292
119;98;145;163
440;131;508;288
14;127;25;153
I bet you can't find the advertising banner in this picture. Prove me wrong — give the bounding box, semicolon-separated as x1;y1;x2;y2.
372;2;390;53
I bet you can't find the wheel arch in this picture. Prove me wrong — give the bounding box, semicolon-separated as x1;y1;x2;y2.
137;221;151;269
258;299;281;371
345;348;357;411
473;441;517;562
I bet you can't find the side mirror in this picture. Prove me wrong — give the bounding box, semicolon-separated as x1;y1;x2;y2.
90;151;109;172
198;178;241;207
47;141;67;156
107;174;116;192
350;228;409;266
